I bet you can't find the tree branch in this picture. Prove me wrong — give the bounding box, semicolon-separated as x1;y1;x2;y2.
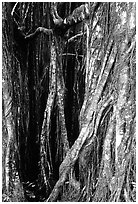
67;32;85;43
62;53;83;58
25;27;53;40
63;3;89;27
11;4;53;41
11;2;18;17
51;2;63;26
52;3;90;36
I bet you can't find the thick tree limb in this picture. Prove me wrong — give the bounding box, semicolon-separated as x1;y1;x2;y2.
51;3;90;36
63;3;89;26
46;38;117;202
40;38;56;183
51;3;89;28
63;2;101;28
46;124;91;201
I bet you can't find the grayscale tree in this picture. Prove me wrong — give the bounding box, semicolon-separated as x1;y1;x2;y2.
2;2;136;202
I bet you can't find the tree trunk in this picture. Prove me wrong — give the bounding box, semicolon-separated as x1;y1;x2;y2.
2;2;136;202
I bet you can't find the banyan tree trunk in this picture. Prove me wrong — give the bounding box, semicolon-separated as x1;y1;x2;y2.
2;2;136;202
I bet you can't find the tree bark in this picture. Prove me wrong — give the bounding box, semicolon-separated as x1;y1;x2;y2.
2;2;136;202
